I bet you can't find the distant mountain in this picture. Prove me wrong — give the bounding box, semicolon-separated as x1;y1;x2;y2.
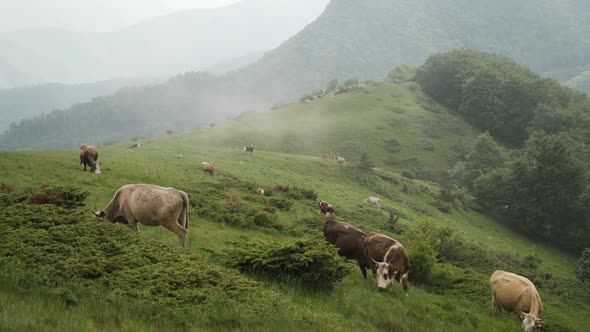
0;78;162;132
0;0;330;88
5;0;590;150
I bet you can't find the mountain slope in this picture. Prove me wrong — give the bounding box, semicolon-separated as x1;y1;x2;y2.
0;81;588;330
0;78;162;131
0;0;330;87
5;0;590;149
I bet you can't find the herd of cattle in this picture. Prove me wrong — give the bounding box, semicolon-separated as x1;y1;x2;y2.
80;144;544;331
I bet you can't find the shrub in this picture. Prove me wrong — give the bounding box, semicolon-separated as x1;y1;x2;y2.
401;170;415;179
253;212;281;230
576;248;590;282
28;186;89;209
223;237;352;289
268;197;293;210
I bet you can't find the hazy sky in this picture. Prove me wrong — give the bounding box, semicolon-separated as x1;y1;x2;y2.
0;0;243;33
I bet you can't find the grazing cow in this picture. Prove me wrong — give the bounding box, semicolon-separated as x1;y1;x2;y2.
490;270;544;332
364;196;381;208
364;233;410;293
319;200;335;215
255;188;265;195
323;220;369;279
336;156;346;164
200;162;216;176
93;184;189;247
129;143;141;148
80;145;101;174
244;145;255;155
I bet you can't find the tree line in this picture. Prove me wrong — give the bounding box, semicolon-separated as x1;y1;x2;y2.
416;49;590;253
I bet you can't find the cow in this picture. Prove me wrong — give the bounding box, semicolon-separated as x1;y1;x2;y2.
80;145;101;174
336;156;346;164
364;196;381;208
201;162;216;176
93;184;189;247
255;188;265;195
129;143;141;148
319;200;335;215
364;233;410;293
490;270;544;332
244;145;255;155
323;220;369;279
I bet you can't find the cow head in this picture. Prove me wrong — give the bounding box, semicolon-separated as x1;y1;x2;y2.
519;312;543;332
91;162;101;174
92;210;107;220
372;258;397;290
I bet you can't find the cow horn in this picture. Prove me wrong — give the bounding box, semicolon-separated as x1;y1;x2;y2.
371;258;380;265
519;312;525;320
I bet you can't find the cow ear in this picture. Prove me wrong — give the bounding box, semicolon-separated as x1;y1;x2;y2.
535;319;544;327
518;312;525;320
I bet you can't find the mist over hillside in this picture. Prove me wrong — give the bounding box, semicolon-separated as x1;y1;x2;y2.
0;0;330;88
0;78;162;131
4;0;590;149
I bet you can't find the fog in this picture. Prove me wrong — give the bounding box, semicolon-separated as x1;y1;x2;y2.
0;0;240;32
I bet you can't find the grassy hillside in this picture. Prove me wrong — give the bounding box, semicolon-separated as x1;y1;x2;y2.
1;82;588;331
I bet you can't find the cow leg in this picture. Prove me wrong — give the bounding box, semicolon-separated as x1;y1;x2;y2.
163;220;188;248
400;273;409;295
491;292;501;314
358;262;367;279
128;222;140;232
83;163;87;171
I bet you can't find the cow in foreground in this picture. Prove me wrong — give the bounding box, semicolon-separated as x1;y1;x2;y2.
201;162;216;176
490;270;544;332
364;233;410;293
80;145;101;174
323;220;369;279
319;200;335;215
244;145;255;155
364;196;381;208
93;184;189;247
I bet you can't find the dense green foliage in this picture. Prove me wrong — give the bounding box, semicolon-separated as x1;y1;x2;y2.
576;249;590;282
223;237;352;289
0;189;286;330
418;50;590;251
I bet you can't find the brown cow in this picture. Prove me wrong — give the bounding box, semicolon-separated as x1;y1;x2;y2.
255;188;265;195
323;220;369;279
200;162;216;176
93;184;189;247
319;200;335;215
80;145;101;174
490;270;544;332
364;233;410;293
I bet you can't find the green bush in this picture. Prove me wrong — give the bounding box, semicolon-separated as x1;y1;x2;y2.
268;197;293;210
576;248;590;282
401;170;415;179
223;237;352;289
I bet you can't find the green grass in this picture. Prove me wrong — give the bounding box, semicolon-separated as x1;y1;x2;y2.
0;81;587;331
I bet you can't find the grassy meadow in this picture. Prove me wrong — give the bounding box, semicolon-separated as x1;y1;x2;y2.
0;81;588;331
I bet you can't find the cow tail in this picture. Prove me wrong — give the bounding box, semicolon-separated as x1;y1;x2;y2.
181;192;189;230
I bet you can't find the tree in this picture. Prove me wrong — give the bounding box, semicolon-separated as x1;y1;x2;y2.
450;133;505;190
326;79;338;93
357;152;375;171
576;248;590;282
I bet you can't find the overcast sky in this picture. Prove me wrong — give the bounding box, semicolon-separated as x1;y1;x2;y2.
0;0;243;33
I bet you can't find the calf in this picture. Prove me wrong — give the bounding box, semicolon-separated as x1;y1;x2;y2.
200;162;216;176
80;145;101;174
319;200;335;215
364;233;410;293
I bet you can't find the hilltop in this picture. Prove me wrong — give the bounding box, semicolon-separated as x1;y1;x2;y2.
0;78;589;330
5;0;590;149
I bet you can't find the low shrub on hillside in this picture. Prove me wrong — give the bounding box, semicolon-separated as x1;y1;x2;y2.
223;237;352;289
27;186;89;209
0;189;286;329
